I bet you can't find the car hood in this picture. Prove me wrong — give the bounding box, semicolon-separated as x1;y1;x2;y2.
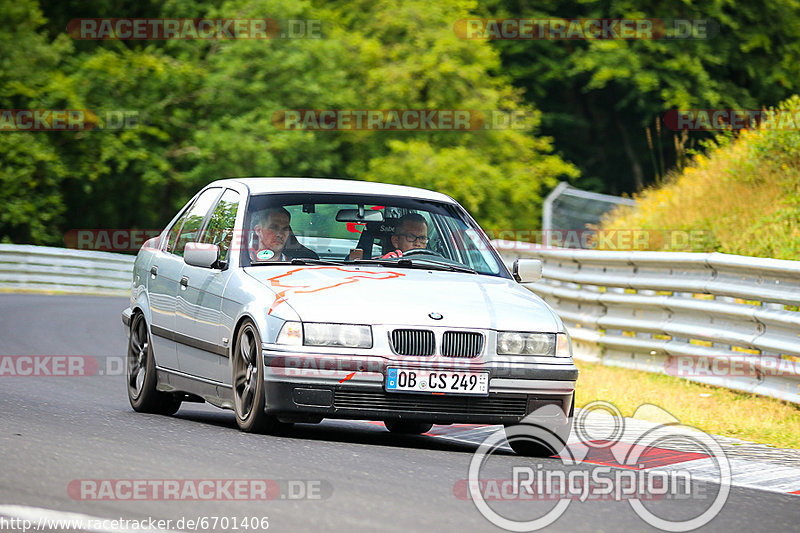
244;264;560;331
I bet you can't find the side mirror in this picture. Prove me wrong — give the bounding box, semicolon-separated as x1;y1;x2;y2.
184;242;220;268
513;259;542;283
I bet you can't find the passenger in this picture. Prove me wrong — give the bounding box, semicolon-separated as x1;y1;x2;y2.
381;213;429;258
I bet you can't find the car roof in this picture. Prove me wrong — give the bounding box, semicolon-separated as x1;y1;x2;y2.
209;177;456;203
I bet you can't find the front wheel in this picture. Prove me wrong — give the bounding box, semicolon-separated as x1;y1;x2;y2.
232;320;292;434
505;429;564;457
505;401;573;457
126;313;181;415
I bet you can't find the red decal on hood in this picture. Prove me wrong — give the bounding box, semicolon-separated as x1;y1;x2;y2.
264;266;405;314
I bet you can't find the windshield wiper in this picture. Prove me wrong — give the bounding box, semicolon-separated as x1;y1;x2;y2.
288;258;345;266
348;259;397;266
349;258;477;274
248;258;345;266
407;259;477;274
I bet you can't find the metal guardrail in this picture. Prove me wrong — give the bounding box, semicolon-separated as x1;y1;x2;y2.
494;242;800;404
0;244;134;296
2;243;798;402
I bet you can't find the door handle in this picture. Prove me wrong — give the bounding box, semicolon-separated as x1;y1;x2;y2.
180;276;189;289
150;266;158;278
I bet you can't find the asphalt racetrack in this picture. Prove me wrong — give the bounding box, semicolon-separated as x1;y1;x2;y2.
0;293;797;532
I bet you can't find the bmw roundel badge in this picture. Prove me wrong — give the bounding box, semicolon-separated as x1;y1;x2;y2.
428;312;443;320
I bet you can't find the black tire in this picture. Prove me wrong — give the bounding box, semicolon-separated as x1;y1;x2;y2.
384;420;433;434
232;320;292;434
127;313;181;415
505;419;571;457
506;398;574;456
505;431;563;457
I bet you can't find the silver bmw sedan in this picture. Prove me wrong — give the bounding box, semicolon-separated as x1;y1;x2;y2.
122;178;578;455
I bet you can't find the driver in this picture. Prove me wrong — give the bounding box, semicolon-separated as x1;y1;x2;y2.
381;213;428;258
250;207;291;262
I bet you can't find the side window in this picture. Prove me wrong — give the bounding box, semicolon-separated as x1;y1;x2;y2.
200;189;240;264
172;188;222;257
165;209;190;255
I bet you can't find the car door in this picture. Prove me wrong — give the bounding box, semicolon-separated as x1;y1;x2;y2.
150;188;222;371
146;203;193;371
175;188;241;384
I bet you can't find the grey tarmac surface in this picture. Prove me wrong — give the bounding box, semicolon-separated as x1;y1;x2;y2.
0;293;797;532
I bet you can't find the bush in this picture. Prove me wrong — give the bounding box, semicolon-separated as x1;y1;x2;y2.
601;96;800;259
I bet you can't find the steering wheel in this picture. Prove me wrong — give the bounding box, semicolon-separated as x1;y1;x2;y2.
401;248;443;258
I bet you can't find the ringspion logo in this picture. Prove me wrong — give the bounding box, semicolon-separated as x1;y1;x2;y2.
466;402;731;531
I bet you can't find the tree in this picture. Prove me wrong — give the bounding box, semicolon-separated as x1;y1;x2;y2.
1;0;577;244
0;0;76;243
484;0;800;194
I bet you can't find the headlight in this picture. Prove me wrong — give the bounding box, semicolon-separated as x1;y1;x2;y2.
497;331;556;355
497;332;525;354
555;331;572;358
276;321;373;348
303;323;373;349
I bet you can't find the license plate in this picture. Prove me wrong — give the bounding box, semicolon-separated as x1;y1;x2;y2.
385;368;489;396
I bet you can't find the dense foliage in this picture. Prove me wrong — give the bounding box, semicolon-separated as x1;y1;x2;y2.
1;0;578;244
484;0;800;194
2;0;800;247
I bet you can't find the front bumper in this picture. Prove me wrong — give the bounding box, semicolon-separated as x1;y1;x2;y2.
121;308;133;340
262;350;577;425
122;307;132;327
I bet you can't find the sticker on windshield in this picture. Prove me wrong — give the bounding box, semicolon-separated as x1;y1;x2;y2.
256;249;275;261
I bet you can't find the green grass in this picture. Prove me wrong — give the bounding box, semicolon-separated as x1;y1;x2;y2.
601;96;800;260
575;359;800;449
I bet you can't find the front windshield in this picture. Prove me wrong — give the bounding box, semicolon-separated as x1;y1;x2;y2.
241;192;508;278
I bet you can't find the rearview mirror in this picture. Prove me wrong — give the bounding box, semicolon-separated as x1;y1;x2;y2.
184;242;220;268
335;208;384;223
513;259;542;283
